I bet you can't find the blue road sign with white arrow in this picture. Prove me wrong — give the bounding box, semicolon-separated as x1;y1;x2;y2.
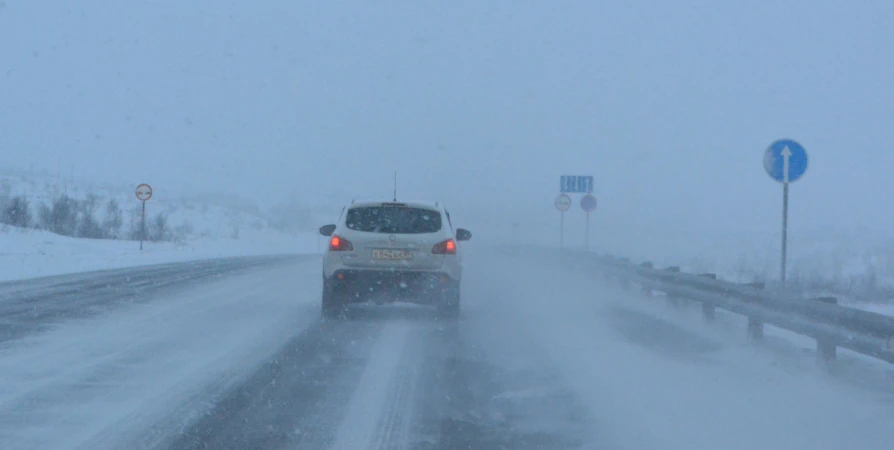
763;139;808;183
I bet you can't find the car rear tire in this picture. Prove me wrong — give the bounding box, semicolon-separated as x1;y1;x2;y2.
322;279;345;318
437;285;460;318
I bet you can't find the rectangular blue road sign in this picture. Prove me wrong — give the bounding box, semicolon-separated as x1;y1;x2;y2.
560;175;593;193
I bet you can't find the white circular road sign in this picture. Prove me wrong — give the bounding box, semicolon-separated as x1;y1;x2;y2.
554;194;572;212
136;184;153;201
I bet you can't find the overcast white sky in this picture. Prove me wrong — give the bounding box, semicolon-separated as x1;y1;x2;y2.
1;1;892;245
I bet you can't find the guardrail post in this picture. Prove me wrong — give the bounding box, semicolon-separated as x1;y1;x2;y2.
814;296;838;364
699;273;717;322
640;262;653;296
745;281;765;341
665;266;682;308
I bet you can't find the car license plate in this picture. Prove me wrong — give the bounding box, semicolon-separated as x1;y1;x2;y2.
371;249;413;260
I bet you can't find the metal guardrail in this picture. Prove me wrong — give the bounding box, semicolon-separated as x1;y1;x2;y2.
584;254;894;365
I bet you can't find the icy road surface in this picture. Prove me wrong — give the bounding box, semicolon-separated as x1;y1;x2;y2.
0;252;892;450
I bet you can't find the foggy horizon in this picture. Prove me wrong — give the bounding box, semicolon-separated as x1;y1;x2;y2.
3;0;893;243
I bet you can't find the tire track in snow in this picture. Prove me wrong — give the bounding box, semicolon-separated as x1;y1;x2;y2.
329;320;415;450
372;352;419;450
162;301;593;450
167;315;387;450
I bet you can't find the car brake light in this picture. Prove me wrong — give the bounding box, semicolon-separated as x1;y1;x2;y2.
432;239;457;255
329;235;353;251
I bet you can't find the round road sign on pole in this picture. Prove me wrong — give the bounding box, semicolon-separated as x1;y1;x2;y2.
555;194;571;249
136;184;153;201
763;139;808;287
580;194;597;213
135;184;153;251
763;139;808;184
554;194;572;212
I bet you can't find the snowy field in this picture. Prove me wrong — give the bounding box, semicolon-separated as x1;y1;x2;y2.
0;226;322;282
0;170;327;281
588;226;894;317
592;226;894;286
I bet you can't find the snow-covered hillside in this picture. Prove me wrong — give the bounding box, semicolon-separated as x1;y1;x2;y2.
0;169;338;238
0;170;326;281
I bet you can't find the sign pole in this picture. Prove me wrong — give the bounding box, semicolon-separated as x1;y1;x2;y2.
781;182;789;286
554;193;572;249
560;211;565;249
763;140;806;289
135;184;153;251
140;200;146;251
585;212;590;252
578;193;597;252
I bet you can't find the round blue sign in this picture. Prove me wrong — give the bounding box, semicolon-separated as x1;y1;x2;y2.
580;194;597;212
763;139;808;183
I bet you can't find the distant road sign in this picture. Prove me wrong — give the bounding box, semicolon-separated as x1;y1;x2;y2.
136;184;153;201
580;194;597;212
554;194;572;211
560;175;594;193
764;139;808;183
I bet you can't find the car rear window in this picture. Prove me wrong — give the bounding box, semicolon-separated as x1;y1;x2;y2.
345;206;442;234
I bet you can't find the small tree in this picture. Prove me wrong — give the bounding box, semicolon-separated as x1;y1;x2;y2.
148;212;172;242
77;210;103;239
38;203;52;230
73;194;99;238
0;193;9;220
127;205;143;240
2;196;32;228
81;194;99;217
102;199;124;239
41;195;79;236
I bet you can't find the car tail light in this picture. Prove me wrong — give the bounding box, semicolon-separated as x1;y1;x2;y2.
432;239;457;255
329;235;353;251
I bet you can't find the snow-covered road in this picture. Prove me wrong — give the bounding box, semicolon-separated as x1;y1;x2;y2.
0;252;892;449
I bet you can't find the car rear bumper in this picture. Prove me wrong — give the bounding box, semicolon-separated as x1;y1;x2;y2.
327;269;458;303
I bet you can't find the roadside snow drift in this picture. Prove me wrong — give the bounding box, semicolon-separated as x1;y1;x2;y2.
0;226;322;282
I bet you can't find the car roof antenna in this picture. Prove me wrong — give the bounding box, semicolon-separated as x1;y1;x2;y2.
393;170;398;202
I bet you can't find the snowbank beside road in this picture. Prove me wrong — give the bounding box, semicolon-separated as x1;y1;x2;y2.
591;227;894;312
0;226;323;282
